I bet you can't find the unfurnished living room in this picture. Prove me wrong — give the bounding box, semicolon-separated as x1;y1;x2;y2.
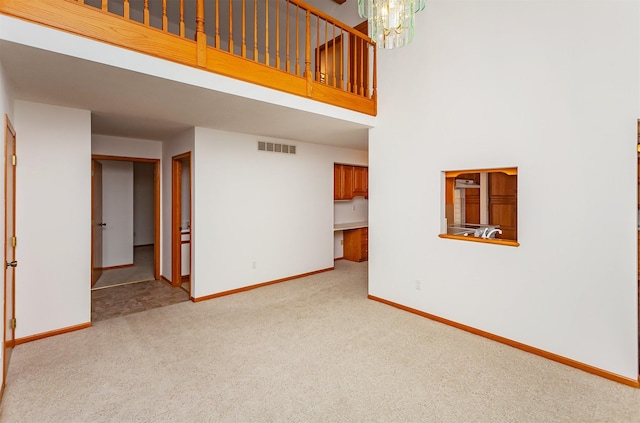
0;0;640;421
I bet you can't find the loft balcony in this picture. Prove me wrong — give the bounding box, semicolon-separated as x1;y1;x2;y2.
0;0;376;116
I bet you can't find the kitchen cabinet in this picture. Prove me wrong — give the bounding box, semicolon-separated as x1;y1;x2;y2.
353;166;368;197
488;172;517;240
334;164;368;200
344;227;368;262
334;164;354;200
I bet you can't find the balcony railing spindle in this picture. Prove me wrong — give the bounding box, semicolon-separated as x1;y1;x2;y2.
331;23;336;87
124;0;129;20
143;0;149;26
358;38;364;95
101;0;107;12
276;0;280;69
253;0;258;61
215;0;220;48
228;0;234;53
179;0;184;37
346;32;351;92
286;0;290;73
315;14;320;82
162;0;167;31
242;0;247;57
196;0;206;66
372;45;377;102
305;9;311;95
295;5;299;76
265;0;269;66
324;18;328;85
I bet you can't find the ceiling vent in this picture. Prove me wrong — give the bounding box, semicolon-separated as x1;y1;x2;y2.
258;141;296;155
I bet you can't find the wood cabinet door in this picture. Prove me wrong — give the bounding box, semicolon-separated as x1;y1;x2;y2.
334;164;354;200
344;228;368;262
353;166;367;196
334;165;341;200
489;172;517;240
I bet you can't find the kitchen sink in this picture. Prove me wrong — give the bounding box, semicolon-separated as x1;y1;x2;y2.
447;224;500;238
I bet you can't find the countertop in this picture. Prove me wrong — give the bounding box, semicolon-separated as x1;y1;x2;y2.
334;221;368;231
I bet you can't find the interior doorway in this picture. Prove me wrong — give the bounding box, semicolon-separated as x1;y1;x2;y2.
90;155;160;289
172;152;191;295
3;115;16;392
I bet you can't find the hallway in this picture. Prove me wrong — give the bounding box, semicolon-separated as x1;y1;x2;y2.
91;245;188;322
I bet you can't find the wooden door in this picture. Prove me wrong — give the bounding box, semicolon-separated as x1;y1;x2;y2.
3;116;16;384
172;153;191;288
488;172;518;240
91;160;103;286
172;157;182;287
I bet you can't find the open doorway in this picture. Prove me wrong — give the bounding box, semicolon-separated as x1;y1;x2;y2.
91;155;160;289
90;155;188;322
172;153;191;296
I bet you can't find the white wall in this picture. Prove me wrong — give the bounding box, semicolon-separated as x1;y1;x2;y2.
369;1;639;379
133;162;155;246
14;101;91;338
161;129;194;281
101;160;134;267
92;134;162;159
192;128;367;298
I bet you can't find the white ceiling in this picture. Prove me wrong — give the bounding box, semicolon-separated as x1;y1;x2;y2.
0;28;370;150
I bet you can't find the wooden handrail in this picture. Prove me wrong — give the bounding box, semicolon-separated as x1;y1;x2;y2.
0;0;377;116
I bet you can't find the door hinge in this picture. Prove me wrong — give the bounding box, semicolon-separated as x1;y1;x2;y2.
11;155;16;166
10;318;16;330
11;236;16;247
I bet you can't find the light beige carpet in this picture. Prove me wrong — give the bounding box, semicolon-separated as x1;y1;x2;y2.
1;260;639;422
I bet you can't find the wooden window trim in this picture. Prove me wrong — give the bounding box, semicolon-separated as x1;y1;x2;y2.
443;167;518;246
438;234;520;247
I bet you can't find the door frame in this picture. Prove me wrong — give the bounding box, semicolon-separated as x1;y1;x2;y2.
91;160;103;286
2;115;16;398
172;152;191;288
91;155;161;281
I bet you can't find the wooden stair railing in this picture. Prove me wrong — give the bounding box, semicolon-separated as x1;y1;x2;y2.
0;0;377;116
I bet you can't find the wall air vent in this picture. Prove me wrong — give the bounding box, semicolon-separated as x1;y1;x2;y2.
257;141;296;155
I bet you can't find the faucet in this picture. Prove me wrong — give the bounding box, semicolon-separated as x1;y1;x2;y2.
484;228;502;239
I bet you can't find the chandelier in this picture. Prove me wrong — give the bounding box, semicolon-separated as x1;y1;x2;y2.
358;0;427;49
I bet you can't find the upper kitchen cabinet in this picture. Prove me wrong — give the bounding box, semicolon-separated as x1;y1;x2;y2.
334;164;354;200
353;166;368;197
334;164;368;200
